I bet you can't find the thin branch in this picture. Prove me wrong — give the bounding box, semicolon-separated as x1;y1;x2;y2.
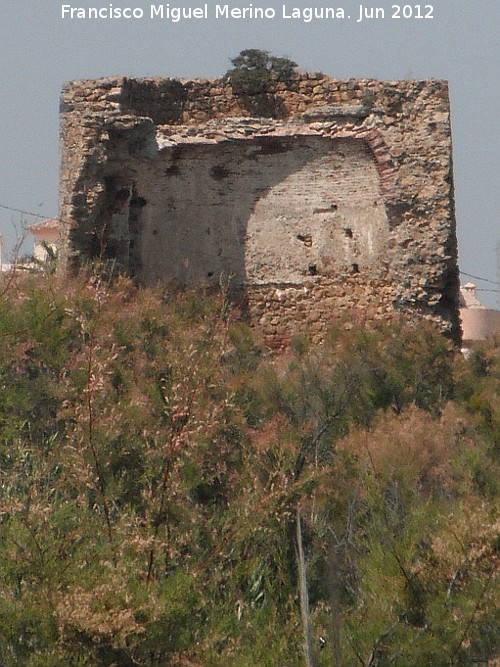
367;622;399;666
295;505;317;667
85;324;115;560
450;563;497;665
346;631;367;666
146;367;197;584
446;567;464;601
387;624;429;664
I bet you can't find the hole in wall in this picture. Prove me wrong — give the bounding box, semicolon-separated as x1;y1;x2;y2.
308;265;318;276
297;234;312;247
343;228;353;238
165;165;181;177
130;195;147;207
257;137;291;155
115;187;131;204
211;165;230;180
313;203;338;214
351;263;360;274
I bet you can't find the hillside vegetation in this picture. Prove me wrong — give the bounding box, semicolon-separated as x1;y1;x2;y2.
0;270;499;666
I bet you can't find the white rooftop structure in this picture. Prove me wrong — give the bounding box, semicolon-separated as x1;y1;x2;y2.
460;283;500;343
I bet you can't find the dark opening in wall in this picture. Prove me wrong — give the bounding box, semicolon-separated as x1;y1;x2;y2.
313;203;338;214
351;263;360;274
103;177;132;213
344;228;353;238
308;265;317;276
297;234;312;247
165;165;181;177
258;137;291;155
130;195;147;208
128;186;146;278
116;187;131;204
211;165;230;180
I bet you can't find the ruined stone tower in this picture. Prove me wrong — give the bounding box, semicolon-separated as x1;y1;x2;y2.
58;73;460;344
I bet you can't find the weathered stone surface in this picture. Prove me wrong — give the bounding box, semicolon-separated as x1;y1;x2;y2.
58;74;460;344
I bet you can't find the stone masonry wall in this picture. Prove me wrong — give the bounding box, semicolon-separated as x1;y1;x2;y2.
58;73;460;344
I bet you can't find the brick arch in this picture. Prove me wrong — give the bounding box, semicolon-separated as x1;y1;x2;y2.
214;119;398;204
349;126;397;202
313;123;398;203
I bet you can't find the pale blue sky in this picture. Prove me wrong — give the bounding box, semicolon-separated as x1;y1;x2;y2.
1;1;499;305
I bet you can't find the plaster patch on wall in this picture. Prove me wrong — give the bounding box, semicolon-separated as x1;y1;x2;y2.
123;136;390;287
